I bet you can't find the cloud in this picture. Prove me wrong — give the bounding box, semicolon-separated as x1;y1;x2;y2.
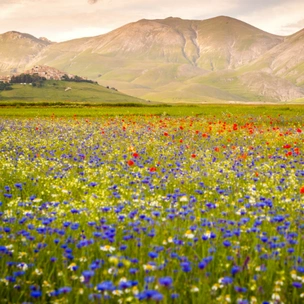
0;0;302;41
232;0;304;35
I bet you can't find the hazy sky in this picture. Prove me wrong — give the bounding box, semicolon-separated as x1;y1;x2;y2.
1;0;304;42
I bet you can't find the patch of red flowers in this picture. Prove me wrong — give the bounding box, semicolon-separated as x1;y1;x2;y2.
127;160;134;166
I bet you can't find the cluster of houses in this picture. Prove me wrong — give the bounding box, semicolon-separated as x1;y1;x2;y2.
23;66;76;80
0;75;11;83
0;65;87;83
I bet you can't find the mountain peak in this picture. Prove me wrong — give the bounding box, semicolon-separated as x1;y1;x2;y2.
39;37;53;44
2;31;26;38
1;31;51;45
212;15;238;20
164;17;182;20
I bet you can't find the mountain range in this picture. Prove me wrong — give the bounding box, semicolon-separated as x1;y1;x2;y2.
1;16;304;103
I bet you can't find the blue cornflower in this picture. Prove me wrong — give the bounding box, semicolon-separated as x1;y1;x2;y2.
119;281;132;289
231;265;240;276
30;290;42;298
129;268;138;274
81;270;94;283
148;251;158;259
234;286;247;293
297;266;304;273
158;277;173;287
180;262;191;272
15;183;23;190
58;287;72;294
223;240;231;247
292;282;302;288
97;281;115;291
220;277;233;285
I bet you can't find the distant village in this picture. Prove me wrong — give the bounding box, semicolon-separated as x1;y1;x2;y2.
0;65;88;83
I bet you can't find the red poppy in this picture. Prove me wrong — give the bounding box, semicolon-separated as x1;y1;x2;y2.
286;151;292;157
149;167;157;172
191;154;196;158
300;186;304;194
239;153;247;160
133;153;139;158
164;132;169;136
127;160;134;166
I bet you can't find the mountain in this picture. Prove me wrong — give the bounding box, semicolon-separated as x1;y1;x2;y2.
1;16;303;102
0;31;51;75
224;28;304;102
241;28;304;86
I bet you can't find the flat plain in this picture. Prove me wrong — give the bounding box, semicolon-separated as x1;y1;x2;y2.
0;105;303;303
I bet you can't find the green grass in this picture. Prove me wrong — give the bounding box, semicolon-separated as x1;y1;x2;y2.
0;104;304;117
0;80;148;104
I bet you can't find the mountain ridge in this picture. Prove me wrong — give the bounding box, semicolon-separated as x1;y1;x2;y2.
0;16;303;102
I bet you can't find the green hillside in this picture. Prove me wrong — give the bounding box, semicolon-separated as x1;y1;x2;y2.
0;80;149;104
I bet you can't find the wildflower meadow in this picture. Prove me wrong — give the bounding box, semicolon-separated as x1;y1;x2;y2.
0;109;303;303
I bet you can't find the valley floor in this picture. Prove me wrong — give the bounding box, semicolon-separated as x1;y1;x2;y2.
0;104;304;117
0;106;303;303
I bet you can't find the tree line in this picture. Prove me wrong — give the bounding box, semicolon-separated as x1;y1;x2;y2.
10;74;46;87
0;82;13;91
61;74;97;84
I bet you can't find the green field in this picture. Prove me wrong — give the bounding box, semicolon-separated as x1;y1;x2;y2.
0;108;303;303
0;104;304;117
